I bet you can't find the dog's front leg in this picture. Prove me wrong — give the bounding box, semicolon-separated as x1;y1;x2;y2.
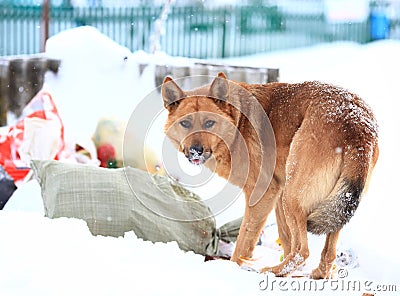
230;206;267;264
231;181;280;265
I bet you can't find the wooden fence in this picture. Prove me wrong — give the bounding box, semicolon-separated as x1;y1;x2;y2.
0;55;60;125
0;54;279;126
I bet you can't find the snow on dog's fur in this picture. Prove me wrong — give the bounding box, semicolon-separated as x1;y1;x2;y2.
162;73;379;279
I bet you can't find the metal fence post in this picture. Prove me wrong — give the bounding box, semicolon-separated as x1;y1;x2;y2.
221;8;227;58
41;0;50;53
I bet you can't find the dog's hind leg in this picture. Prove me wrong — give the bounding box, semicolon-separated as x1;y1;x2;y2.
260;119;339;276
310;230;340;279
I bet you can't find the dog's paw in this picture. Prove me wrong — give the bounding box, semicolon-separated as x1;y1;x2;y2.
310;266;334;280
259;264;290;277
239;255;258;265
241;256;264;273
231;254;257;265
260;253;306;277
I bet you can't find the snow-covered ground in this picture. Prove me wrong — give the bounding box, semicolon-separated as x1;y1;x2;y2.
1;27;400;295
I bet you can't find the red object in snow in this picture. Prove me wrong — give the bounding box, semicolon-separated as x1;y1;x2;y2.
2;160;30;182
0;91;65;182
97;143;116;168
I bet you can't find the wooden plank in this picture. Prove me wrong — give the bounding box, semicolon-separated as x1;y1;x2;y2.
151;62;279;89
0;55;60;126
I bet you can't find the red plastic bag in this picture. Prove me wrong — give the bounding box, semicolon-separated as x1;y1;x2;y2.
0;90;65;182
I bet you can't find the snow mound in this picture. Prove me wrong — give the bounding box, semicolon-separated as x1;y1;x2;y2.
44;26;153;144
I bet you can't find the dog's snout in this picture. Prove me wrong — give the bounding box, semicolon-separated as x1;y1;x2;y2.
185;143;211;165
189;144;203;157
189;144;203;156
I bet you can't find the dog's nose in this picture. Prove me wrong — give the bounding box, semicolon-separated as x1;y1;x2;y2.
189;144;203;157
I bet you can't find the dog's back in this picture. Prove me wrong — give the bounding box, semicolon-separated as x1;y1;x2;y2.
243;81;379;234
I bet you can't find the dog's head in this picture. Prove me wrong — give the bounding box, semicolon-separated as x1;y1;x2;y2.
162;72;237;166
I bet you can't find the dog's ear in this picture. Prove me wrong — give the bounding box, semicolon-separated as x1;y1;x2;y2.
209;72;229;104
217;72;227;79
162;76;185;111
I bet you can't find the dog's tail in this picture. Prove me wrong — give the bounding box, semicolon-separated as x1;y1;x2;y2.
307;142;379;235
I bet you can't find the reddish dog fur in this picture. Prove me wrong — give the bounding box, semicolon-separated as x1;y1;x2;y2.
162;72;379;279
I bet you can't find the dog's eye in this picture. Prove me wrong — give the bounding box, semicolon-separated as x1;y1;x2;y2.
204;120;216;129
180;120;191;129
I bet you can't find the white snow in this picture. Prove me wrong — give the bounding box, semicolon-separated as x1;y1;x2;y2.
43;26;147;144
1;26;400;295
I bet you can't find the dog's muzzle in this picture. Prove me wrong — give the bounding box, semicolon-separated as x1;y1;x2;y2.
187;144;211;165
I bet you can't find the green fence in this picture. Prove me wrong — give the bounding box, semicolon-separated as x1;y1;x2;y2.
0;4;372;58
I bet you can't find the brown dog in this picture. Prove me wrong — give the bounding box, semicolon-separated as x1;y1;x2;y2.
161;72;379;279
